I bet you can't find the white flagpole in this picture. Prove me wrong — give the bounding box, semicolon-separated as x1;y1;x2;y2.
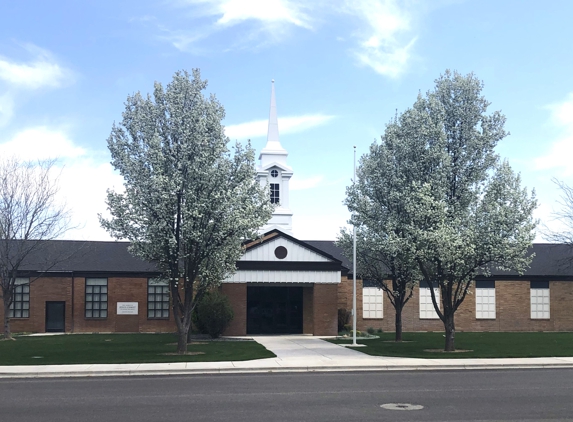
352;145;357;347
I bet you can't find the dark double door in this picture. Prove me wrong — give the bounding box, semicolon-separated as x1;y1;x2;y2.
45;301;65;332
247;286;303;334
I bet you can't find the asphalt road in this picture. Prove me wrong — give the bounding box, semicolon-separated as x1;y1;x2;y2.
2;369;573;422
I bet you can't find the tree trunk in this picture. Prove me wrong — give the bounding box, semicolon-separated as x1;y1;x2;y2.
444;313;455;352
3;295;12;340
177;328;188;354
394;308;403;342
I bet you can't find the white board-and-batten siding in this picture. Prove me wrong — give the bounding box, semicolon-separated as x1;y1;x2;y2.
224;270;341;284
240;237;331;262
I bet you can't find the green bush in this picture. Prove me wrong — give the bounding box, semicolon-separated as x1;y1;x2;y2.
338;308;351;332
367;327;375;335
195;291;234;339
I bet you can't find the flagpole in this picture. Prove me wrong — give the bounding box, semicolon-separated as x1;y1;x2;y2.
352;145;357;347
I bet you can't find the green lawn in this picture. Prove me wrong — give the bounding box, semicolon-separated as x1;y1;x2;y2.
0;333;275;365
330;332;573;359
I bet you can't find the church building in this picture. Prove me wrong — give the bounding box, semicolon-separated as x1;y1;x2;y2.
220;81;350;336
2;82;573;336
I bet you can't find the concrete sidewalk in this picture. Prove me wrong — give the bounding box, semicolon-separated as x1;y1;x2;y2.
2;335;573;378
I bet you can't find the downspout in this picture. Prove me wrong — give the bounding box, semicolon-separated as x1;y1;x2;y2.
71;271;75;333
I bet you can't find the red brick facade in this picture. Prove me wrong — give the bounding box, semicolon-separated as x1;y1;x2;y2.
4;274;573;336
1;276;176;334
340;277;573;333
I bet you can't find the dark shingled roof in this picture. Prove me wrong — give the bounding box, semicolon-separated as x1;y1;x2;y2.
487;243;573;278
6;239;573;280
304;240;352;273
305;241;573;280
10;240;159;274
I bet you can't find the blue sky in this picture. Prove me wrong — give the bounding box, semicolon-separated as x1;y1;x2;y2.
0;0;572;241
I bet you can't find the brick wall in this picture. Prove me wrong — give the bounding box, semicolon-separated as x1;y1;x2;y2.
302;286;314;334
351;280;573;333
1;276;177;334
221;283;247;336
313;283;338;335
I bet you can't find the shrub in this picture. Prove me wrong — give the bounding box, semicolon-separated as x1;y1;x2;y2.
377;328;383;334
338;308;351;332
195;291;234;339
367;327;375;335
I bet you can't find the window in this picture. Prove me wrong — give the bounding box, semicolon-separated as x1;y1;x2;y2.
270;183;280;204
148;279;170;319
419;281;440;319
270;169;279;178
531;281;550;319
476;280;496;319
9;278;30;318
85;278;108;318
363;287;383;319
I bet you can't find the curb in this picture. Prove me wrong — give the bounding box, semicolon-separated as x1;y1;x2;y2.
2;362;573;378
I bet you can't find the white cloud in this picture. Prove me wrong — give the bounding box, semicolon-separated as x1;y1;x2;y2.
0;93;14;127
293;213;349;241
0;46;72;90
213;0;311;29
343;0;417;78
0;127;85;161
0;127;119;241
535;93;573;175
57;159;122;241
290;175;324;191
225;114;335;139
160;0;312;50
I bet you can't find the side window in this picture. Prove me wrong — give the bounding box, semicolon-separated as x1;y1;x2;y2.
85;278;108;318
363;286;383;319
530;281;550;319
476;280;496;319
148;278;170;319
419;281;440;319
9;277;30;318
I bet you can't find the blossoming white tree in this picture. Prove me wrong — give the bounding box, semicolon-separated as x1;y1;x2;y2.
100;70;273;354
346;70;537;351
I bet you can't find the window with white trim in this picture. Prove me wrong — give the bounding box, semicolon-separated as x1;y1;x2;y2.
530;281;550;319
148;278;170;319
476;280;496;319
85;278;108;318
363;286;383;319
9;277;30;318
419;281;440;319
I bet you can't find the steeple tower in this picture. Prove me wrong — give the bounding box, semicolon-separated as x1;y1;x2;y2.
258;80;294;234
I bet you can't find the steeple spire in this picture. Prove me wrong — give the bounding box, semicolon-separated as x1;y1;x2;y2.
257;79;293;234
260;80;287;161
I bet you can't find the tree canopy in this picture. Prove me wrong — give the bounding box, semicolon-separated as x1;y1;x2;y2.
345;70;537;351
100;69;273;353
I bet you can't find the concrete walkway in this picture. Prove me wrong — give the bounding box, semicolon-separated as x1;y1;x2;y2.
2;335;573;378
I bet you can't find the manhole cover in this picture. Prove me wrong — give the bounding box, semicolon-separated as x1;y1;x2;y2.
381;403;424;411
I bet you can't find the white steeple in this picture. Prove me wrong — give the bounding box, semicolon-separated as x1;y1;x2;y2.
257;80;294;235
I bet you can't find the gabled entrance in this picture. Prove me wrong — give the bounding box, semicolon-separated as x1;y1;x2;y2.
247;286;303;334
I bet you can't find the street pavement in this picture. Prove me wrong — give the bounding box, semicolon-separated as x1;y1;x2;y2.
2;335;573;378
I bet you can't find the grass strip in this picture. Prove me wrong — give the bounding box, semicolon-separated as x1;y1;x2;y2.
0;333;275;365
330;332;573;359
